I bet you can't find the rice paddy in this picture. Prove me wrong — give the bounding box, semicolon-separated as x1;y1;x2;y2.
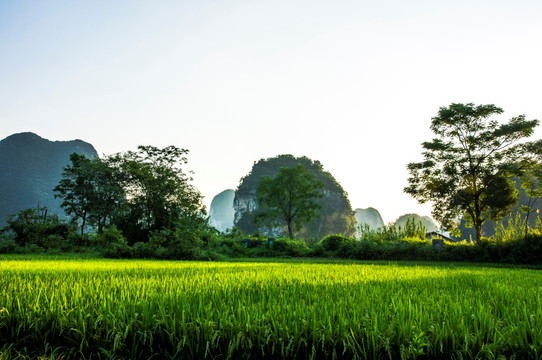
0;258;541;359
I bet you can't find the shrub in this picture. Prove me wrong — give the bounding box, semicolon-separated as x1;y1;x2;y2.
0;232;19;254
271;238;310;257
98;227;131;258
67;232;93;248
319;234;356;252
2;208;71;250
131;241;157;258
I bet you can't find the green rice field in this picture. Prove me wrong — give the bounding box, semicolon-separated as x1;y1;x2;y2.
0;257;541;359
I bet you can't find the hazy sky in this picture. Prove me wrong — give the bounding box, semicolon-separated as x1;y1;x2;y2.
1;0;541;224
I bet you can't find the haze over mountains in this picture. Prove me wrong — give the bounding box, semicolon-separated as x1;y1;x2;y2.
0;133;98;224
208;189;235;232
208;195;441;237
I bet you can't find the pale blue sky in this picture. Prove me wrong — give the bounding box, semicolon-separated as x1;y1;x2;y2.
1;0;541;223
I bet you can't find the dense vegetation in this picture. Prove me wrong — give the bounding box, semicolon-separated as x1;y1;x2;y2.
0;258;540;359
405;103;541;241
0;139;540;265
458;174;542;239
2;206;542;265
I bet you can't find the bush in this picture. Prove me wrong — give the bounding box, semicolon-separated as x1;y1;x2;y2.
67;232;93;248
319;234;356;252
98;227;131;258
0;232;19;254
271;238;310;257
213;237;247;258
4;208;70;248
131;241;158;258
516;234;542;263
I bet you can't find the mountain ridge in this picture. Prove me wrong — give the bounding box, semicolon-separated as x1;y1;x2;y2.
0;132;98;224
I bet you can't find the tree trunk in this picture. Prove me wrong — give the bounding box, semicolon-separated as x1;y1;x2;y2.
98;217;104;234
473;194;483;241
525;211;531;238
81;210;87;236
475;223;482;242
287;221;294;239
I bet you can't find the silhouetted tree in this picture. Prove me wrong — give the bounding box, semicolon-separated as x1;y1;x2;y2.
405;103;540;241
107;145;203;243
54;153;124;235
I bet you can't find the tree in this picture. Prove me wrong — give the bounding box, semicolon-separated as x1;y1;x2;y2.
54;146;203;244
54;153;99;235
405;103;540;241
54;153;125;235
107;145;203;244
519;163;542;236
257;164;324;238
2;206;69;248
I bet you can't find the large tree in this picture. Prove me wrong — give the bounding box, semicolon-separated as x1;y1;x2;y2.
55;146;203;243
54;153;124;235
107;145;203;243
405;103;540;241
257;164;324;239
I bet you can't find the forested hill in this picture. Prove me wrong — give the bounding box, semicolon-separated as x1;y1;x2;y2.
234;154;357;238
0;132;98;224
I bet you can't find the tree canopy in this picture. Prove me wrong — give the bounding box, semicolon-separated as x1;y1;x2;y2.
54;153;124;235
257;164;324;238
405;103;540;241
54;146;203;244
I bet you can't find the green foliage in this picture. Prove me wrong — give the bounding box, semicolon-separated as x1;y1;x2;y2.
493;212;526;243
1;207;70;250
209;236;310;258
108;145;203;242
358;219;427;242
55;146;206;246
405;103;540;241
402;217;427;239
1;258;542;359
257;164;324;238
319;234;356;251
101;212;215;260
0;232;18;254
519;163;542;235
271;238;310;257
54;153;125;235
97;226;131;258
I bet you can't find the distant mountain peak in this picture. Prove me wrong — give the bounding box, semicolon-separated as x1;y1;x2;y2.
0;132;99;224
354;207;385;234
209;189;235;232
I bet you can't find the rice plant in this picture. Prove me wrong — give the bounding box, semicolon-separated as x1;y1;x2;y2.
0;258;541;359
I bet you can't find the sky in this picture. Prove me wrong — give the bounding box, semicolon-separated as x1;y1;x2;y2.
1;0;541;224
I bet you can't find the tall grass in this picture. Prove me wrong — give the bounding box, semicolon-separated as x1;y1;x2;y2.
1;258;541;359
358;218;427;242
493;212;542;243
